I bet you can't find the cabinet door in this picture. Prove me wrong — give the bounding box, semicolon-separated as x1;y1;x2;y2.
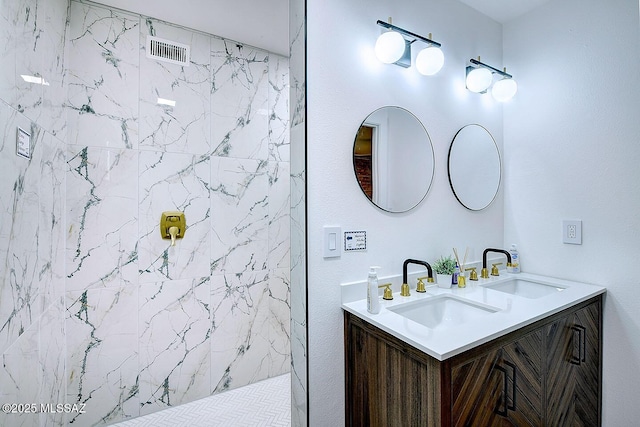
345;313;437;427
546;301;601;426
451;330;543;427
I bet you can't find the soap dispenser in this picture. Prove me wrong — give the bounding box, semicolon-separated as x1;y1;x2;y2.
367;266;381;314
508;244;520;273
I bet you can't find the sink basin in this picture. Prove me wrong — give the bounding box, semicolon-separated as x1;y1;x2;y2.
387;295;499;330
484;279;566;299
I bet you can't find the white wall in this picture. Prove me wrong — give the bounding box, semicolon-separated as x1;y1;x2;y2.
503;0;640;424
307;0;507;424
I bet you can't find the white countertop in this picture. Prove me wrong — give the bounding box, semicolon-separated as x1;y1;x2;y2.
341;272;606;361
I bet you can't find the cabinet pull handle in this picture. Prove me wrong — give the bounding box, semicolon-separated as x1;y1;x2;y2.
494;361;517;417
505;360;517;412
570;325;587;365
494;365;508;417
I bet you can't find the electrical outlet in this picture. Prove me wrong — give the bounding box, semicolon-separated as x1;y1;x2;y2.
563;220;582;245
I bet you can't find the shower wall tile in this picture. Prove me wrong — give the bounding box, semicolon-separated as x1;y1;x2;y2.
14;0;69;140
38;132;66;308
210;156;269;274
66;2;140;149
14;0;44;125
269;267;291;377
138;151;211;283
210;270;270;392
39;0;70;140
269;54;290;162
0;1;17;106
211;38;269;160
66;285;140;425
269;161;291;270
138;277;211;415
0;108;45;353
0;319;40;427
39;297;66;427
66;145;139;292
139;19;211;155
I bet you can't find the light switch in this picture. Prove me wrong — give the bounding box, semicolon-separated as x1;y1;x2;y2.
323;226;341;258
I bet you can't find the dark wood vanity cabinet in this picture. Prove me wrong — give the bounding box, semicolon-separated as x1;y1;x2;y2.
545;301;601;426
450;329;544;426
344;295;602;427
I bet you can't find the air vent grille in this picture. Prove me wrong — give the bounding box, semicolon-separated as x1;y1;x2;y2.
146;36;190;66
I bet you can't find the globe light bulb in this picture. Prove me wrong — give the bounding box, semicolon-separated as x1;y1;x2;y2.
374;31;406;64
491;78;518;102
415;46;444;76
466;67;493;93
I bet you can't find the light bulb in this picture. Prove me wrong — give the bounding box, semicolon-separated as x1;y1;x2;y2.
466;67;493;93
374;31;406;64
415;46;444;76
491;78;518;102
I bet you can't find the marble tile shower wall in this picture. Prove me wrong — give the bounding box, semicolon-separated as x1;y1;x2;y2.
1;0;290;425
64;2;290;424
0;0;69;425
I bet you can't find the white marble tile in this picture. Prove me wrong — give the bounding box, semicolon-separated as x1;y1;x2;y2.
66;2;140;149
268;54;290;162
211;38;269;160
138;277;211;415
289;7;306;129
39;297;66;427
210;271;271;392
0;319;40;427
269;161;290;270
14;0;44;125
66;285;140;425
139;19;211;155
0;110;45;353
66;145;139;291
38;132;66;308
0;0;18;106
210;156;269;274
138;151;211;283
40;0;70;140
268;268;290;377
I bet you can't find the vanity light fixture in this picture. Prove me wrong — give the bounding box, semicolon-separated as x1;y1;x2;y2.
375;19;444;75
465;57;517;102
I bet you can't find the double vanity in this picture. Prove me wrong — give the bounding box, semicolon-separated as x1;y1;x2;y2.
342;272;605;426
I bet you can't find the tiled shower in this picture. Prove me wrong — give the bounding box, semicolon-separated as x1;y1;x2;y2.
0;0;291;425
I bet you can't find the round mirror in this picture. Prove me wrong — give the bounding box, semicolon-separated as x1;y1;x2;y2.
448;124;501;211
353;107;435;212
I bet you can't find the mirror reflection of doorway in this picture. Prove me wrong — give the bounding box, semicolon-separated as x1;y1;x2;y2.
354;125;374;199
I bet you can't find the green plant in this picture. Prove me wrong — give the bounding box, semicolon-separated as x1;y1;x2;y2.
433;255;456;275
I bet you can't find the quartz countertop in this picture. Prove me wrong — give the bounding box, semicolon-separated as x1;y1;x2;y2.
341;272;606;361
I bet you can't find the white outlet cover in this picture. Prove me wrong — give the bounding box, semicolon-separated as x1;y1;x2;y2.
562;220;582;245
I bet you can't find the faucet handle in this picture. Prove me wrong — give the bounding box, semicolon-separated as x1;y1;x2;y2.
465;267;478;281
491;262;503;276
416;276;433;293
378;283;393;300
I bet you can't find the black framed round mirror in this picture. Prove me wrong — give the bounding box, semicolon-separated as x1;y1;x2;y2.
448;124;501;211
353;106;435;213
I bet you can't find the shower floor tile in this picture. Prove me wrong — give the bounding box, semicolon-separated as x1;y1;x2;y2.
113;373;291;427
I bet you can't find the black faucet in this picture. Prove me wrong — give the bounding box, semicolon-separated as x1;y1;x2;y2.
402;259;434;295
482;248;512;278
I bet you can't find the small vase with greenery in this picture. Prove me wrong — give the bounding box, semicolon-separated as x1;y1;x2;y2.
433;255;456;288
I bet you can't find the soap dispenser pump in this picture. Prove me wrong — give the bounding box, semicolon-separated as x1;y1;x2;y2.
367;266;381;314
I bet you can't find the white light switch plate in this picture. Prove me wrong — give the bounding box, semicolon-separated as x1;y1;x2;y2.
323;226;341;258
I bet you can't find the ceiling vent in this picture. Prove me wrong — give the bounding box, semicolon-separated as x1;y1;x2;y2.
146;36;190;66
